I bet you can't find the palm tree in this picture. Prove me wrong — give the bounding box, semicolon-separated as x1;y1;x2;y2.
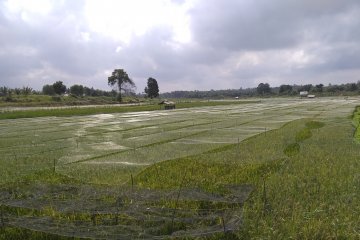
108;69;135;102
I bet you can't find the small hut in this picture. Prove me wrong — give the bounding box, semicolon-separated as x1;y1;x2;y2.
299;91;308;98
159;100;176;110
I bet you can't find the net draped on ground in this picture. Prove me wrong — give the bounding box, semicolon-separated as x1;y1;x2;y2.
0;183;253;239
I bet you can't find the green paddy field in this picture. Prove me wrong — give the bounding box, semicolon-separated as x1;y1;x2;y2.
0;98;359;239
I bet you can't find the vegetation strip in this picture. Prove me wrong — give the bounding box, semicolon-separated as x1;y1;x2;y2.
65;130;209;165
135;115;360;239
0;100;259;119
352;105;360;141
1;98;359;239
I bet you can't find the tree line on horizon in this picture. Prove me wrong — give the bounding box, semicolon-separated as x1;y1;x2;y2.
1;81;360;101
1;71;360;101
0;69;160;102
161;81;360;99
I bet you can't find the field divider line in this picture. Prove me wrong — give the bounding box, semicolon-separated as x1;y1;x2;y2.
0;118;101;134
43;119;190;141
123;120;224;139
62;110;305;166
63;130;210;166
216;110;300;131
64;114;294;167
82;119;190;136
0;120;191;150
0;119;228;161
0;103;302;147
0;127;79;139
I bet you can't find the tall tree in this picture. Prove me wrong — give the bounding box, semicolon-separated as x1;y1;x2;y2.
256;83;271;95
42;84;55;95
21;86;33;96
144;77;159;99
314;84;324;93
279;84;293;95
53;81;67;95
108;69;135;102
0;86;8;96
299;84;312;92
70;84;84;96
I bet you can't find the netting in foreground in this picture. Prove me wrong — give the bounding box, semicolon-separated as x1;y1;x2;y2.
0;183;253;239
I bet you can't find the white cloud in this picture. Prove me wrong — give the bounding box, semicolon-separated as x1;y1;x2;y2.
1;0;360;92
84;0;193;45
80;32;91;42
5;0;53;15
3;0;53;24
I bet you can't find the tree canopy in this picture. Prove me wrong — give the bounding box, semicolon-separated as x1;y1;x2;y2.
42;84;55;95
53;81;67;95
70;84;84;97
279;84;293;94
256;83;271;95
144;77;159;99
108;69;135;102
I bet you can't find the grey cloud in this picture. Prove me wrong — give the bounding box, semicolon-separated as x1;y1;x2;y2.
189;0;300;51
189;0;359;51
114;26;231;91
306;45;360;74
0;1;121;88
1;0;360;91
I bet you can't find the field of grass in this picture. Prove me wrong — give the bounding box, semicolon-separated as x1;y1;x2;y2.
0;94;122;107
0;99;258;119
0;97;359;239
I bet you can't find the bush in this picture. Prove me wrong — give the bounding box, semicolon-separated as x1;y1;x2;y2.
305;121;325;129
51;96;62;102
284;143;300;157
295;128;312;142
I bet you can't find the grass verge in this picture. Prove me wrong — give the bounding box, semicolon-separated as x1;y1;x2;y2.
0;100;259;120
135;117;359;239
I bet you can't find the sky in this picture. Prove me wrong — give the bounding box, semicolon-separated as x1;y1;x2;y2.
1;0;360;93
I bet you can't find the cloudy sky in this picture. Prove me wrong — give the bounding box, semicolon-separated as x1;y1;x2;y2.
1;0;360;92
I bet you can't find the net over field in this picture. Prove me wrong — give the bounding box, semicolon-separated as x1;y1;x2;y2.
0;97;359;239
0;98;357;184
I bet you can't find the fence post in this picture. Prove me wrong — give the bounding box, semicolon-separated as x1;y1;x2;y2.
53;158;56;173
221;211;226;233
171;169;188;233
238;137;240;150
131;173;134;192
0;205;4;228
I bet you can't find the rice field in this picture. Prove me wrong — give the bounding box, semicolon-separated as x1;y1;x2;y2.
0;98;349;184
0;97;359;239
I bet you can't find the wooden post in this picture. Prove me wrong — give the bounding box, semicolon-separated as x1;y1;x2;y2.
171;169;187;233
0;205;4;228
237;137;240;155
53;158;56;173
262;177;268;216
91;213;96;226
131;173;134;192
221;212;226;233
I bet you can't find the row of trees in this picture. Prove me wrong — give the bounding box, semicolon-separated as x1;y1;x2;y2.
42;82;118;97
0;86;34;97
274;82;360;95
161;81;360;99
1;68;161;103
3;67;358;101
38;69;160;102
107;69;159;102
